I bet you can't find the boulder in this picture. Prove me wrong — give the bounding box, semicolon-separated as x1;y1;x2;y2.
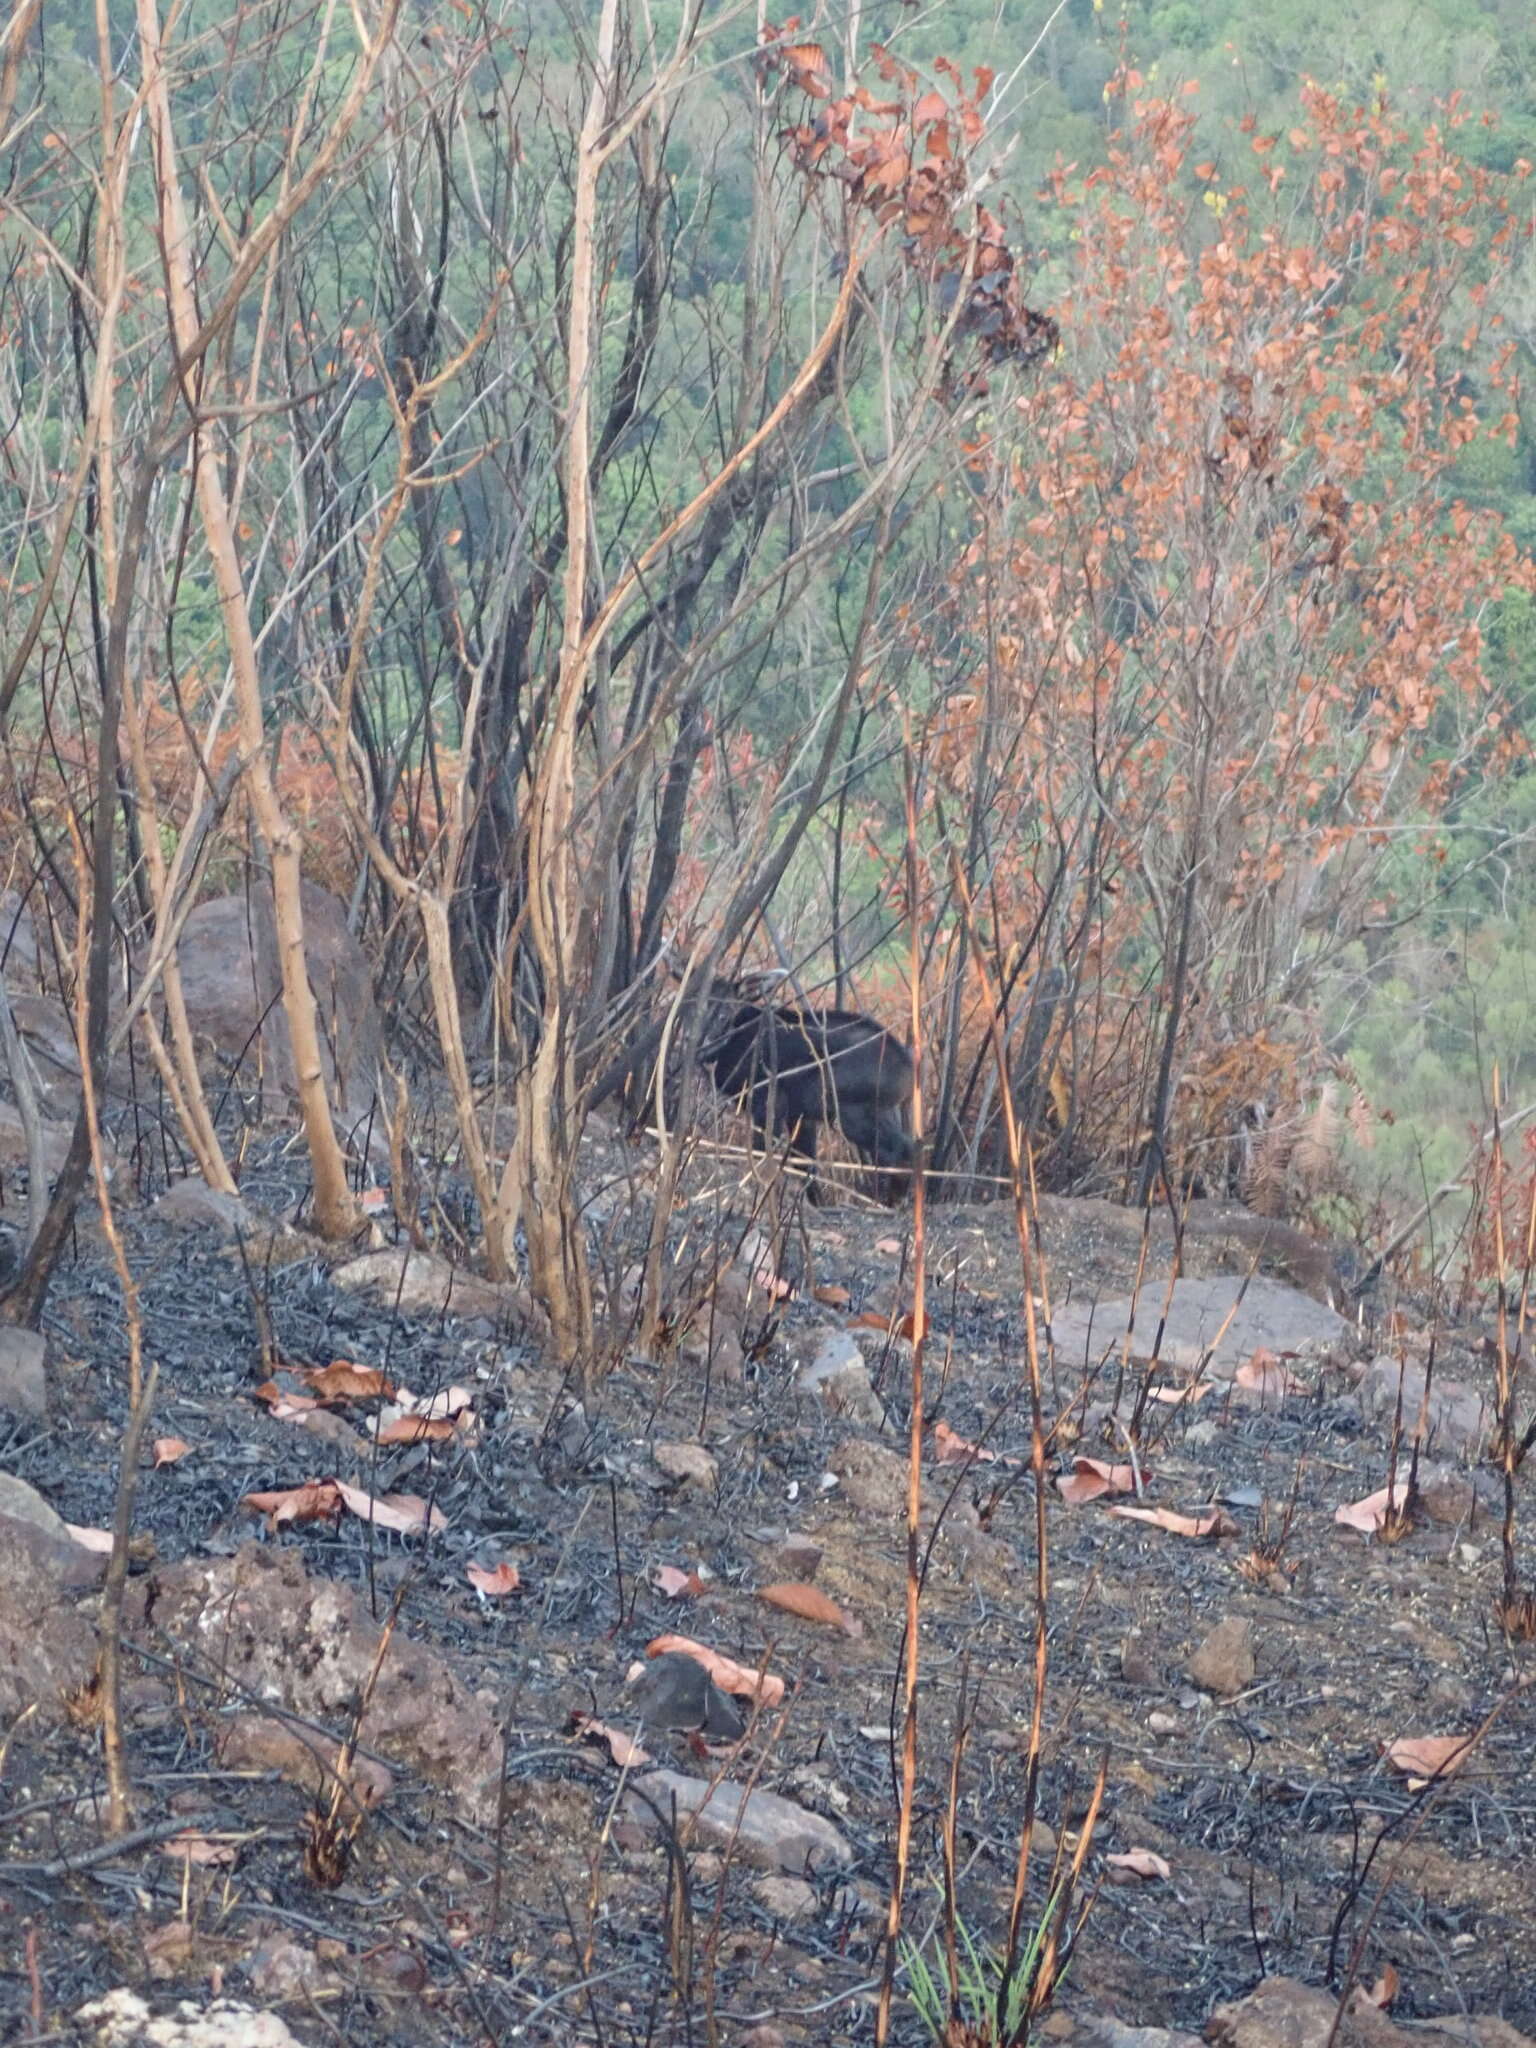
625;1768;853;1873
0;1487;103;1715
171;881;382;1141
127;1544;502;1822
0;1326;46;1421
1050;1275;1348;1379
1356;1357;1489;1456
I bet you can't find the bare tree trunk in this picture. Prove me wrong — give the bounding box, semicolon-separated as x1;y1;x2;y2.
136;0;366;1239
504;0;619;1363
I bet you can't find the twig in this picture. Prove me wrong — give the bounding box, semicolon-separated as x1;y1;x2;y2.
99;1360;159;1836
0;1808;203;1879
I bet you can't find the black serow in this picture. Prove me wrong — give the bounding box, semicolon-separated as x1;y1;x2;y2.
700;995;916;1205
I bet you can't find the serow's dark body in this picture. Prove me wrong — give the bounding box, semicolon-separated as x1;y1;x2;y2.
700;999;915;1204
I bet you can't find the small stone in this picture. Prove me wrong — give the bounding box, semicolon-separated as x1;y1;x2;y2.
625;1769;852;1873
153;1182;266;1239
652;1441;718;1491
754;1875;818;1920
1186;1616;1255;1698
1120;1634;1160;1689
751;1531;823;1581
0;1327;46;1421
799;1328;886;1426
247;1934;327;2001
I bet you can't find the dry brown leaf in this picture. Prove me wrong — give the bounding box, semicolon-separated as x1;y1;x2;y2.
1359;1964;1400;2011
1335;1480;1410;1534
253;1378;324;1417
930;1420;1015;1467
848;1306;915;1340
466;1560;521;1598
240;1480;344;1531
302;1361;395;1403
570;1710;653;1769
1057;1457;1144;1504
757;1581;855;1633
242;1477;448;1537
874;1236;904;1255
152;1437;192;1467
333;1480;448;1536
160;1832;237;1868
652;1564;705;1599
1106;1503;1236;1539
1384;1733;1475;1784
394;1383;476;1420
65;1523;114;1554
644;1634;786;1706
752;1264;794;1300
375;1414;459;1445
1146;1381;1214;1406
812;1283;851;1309
1105;1848;1171;1879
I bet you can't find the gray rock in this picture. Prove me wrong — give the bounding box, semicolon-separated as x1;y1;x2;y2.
126;1545;503;1824
1050;1274;1347;1378
0;1491;103;1714
172;881;382;1145
0;1327;46;1420
1357;1356;1488;1455
626;1768;853;1873
332;1247;548;1341
754;1874;818;1920
1208;1975;1536;2048
0;1469;70;1542
800;1327;887;1425
153;1181;267;1240
653;1441;718;1491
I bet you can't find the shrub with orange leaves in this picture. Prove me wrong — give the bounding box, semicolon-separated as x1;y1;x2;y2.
907;77;1533;1197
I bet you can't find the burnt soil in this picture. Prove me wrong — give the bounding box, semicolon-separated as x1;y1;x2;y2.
1;1110;1533;2046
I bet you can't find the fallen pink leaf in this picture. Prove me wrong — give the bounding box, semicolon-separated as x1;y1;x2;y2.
1335;1480;1410;1534
1105;1848;1171;1879
1106;1503;1236;1539
466;1560;521;1597
1385;1733;1475;1784
1057;1457;1144;1504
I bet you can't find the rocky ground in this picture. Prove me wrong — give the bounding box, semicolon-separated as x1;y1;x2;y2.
0;1109;1533;2048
